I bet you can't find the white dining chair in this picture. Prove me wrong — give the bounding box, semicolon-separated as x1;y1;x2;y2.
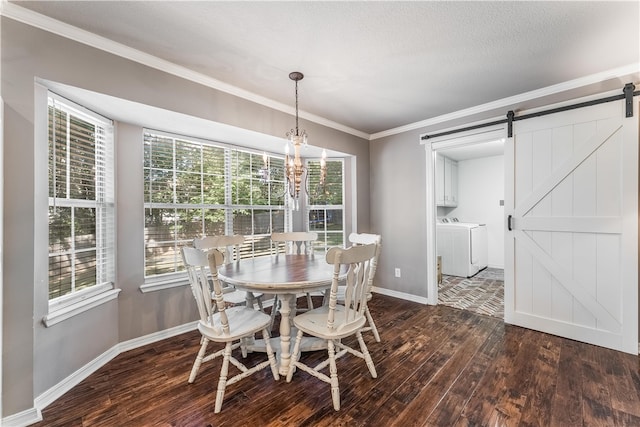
343;232;382;342
181;247;279;413
194;234;265;311
270;231;319;319
286;243;378;411
271;231;318;257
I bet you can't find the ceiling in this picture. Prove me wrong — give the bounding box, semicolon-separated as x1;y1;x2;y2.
5;1;640;141
438;138;506;162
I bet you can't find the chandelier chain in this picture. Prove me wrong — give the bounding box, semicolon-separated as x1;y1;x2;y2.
294;79;299;136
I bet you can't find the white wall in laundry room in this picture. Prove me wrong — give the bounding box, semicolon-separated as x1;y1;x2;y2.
452;155;504;269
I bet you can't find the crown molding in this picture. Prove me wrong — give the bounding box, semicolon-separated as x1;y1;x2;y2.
1;2;369;140
371;62;640;140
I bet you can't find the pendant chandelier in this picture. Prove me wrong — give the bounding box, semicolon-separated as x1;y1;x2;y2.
284;71;326;204
258;72;327;208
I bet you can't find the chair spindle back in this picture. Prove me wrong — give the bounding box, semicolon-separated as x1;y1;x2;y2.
194;234;245;264
325;243;377;332
181;247;229;336
348;233;382;299
271;231;318;255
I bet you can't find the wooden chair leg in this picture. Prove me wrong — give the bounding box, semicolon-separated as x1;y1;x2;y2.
188;338;209;383
286;330;304;382
327;340;340;411
246;291;264;312
214;342;232;414
255;295;264;312
269;296;279;331
365;306;381;342
240;337;248;358
306;292;314;310
263;328;280;380
356;332;377;378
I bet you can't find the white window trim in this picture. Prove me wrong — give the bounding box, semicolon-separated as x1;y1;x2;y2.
140;272;190;293
43;285;120;327
40;89;118;325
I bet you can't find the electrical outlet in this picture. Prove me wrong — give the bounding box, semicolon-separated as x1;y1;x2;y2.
394;268;401;278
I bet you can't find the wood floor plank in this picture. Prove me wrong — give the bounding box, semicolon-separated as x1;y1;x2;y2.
612;408;640;426
457;325;535;425
30;295;640;427
549;338;584;427
425;319;505;427
383;315;500;427
306;312;449;426
602;346;640;418
581;341;616;427
309;305;466;426
359;312;497;426
517;333;562;427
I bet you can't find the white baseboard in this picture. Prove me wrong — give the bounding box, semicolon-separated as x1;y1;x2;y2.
1;406;42;427
34;346;120;412
371;286;430;305
118;321;198;353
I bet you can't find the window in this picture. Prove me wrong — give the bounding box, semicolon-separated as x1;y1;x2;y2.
307;159;345;252
229;149;286;258
143;132;287;279
48;97;115;301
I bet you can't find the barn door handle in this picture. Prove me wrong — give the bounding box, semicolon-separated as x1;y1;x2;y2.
507;215;513;231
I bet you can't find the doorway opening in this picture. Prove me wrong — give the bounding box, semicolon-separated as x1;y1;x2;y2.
427;127;506;319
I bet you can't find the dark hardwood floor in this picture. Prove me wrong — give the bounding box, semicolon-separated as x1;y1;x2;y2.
32;295;640;426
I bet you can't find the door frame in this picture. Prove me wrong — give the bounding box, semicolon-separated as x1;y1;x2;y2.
1;96;4;420
422;125;506;306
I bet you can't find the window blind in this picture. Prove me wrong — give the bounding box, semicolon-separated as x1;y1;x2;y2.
48;96;115;300
143;131;288;278
306;159;345;251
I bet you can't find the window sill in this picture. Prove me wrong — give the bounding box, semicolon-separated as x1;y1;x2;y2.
43;288;121;327
139;275;190;293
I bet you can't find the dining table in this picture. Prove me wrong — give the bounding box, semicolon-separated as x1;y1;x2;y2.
218;253;344;376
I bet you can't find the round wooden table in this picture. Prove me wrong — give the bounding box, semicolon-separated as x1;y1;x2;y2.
218;254;339;375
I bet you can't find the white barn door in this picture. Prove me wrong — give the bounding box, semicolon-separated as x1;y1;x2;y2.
504;98;638;354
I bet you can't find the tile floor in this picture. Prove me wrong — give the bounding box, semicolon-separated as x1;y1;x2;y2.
438;267;504;319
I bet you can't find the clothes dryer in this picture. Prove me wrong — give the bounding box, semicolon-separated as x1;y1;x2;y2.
436;220;488;277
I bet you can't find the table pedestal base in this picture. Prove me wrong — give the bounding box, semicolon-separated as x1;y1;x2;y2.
245;331;326;376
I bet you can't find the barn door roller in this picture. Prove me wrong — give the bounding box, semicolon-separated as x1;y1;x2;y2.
624;83;635;118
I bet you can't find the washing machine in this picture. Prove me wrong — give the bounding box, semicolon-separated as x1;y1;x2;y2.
436;218;488;277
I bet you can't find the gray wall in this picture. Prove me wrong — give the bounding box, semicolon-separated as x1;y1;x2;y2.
2;18;369;417
369;129;428;299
